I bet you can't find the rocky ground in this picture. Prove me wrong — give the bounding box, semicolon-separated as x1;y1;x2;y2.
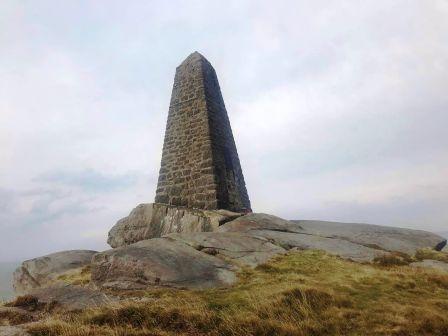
0;263;17;301
1;203;447;336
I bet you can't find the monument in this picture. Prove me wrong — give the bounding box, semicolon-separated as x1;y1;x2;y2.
155;52;251;212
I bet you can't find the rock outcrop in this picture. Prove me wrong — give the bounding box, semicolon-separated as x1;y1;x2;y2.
107;203;242;248
166;232;286;267
217;214;447;262
0;326;30;336
13;250;97;294
249;230;387;262
410;259;448;272
218;214;388;262
91;212;447;291
218;213;303;234
11;208;447;297
27;285;112;311
92;238;237;290
294;220;447;254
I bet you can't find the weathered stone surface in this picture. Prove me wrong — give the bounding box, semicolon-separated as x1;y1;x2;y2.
0;326;30;336
410;260;448;273
247;230;387;262
218;213;303;234
295;220;447;255
108;203;242;248
92;238;236;290
212;214;386;261
155;52;251;212
27;285;112;311
166;232;286;267
13;250;97;294
219;213;442;261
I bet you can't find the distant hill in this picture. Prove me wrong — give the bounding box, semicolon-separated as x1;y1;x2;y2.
0;262;18;301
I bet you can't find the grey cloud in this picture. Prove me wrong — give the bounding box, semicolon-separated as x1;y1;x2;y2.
0;189;15;212
34;169;138;193
0;187;99;230
26;194;100;226
0;168;140;229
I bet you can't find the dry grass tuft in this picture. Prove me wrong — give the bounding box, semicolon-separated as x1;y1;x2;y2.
428;274;448;289
0;308;33;325
6;295;39;310
280;287;335;311
57;266;92;287
25;250;448;336
415;248;448;263
373;252;414;266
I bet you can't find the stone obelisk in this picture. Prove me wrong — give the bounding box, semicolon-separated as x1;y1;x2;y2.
155;52;251;212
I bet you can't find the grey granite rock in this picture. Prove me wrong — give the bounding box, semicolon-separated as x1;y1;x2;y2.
246;230;387;262
218;213;303;234
294;220;446;255
13;250;97;294
219;214;444;261
27;284;112;311
0;326;30;336
108;203;242;248
166;232;286;267
92;238;236;290
410;259;448;272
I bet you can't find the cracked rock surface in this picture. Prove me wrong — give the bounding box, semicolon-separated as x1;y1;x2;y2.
10;210;447;295
108;203;242;248
410;260;448;272
217;214;390;262
246;230;388;262
218;213;304;234
13;250;97;294
0;326;30;336
92;238;237;290
295;220;447;254
166;232;286;267
218;214;446;262
27;285;113;311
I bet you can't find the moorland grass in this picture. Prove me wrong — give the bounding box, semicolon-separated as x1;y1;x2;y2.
25;250;448;336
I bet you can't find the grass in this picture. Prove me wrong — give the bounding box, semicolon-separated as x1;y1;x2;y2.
56;266;92;287
415;248;448;263
372;252;414;266
5;294;39;310
23;250;448;336
0;308;33;325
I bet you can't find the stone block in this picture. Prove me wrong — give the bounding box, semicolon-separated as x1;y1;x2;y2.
107;203;243;248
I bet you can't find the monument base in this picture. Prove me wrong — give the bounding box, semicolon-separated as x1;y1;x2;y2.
107;203;243;248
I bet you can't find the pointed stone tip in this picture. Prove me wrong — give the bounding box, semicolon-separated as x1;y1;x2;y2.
179;51;210;67
189;51;207;60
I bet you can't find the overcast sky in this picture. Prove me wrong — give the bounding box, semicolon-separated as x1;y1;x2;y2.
1;0;447;262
